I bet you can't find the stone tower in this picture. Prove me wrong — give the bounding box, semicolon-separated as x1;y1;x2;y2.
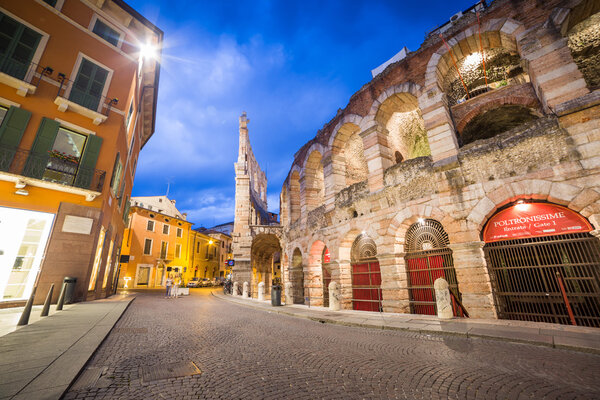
231;112;270;284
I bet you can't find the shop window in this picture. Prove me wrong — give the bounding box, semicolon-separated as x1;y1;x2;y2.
146;220;154;231
102;239;114;289
92;18;120;47
0;12;41;81
42;127;87;186
89;227;106;291
163;224;169;235
69;58;108;112
143;238;152;255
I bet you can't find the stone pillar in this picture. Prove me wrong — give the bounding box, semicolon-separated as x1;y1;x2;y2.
377;253;410;313
448;241;496;319
417;85;459;166
332;261;353;310
322;152;345;211
284;282;293;305
359;125;393;192
242;281;249;298
232;281;239;296
258;282;265;301
434;278;453;319
329;281;340;311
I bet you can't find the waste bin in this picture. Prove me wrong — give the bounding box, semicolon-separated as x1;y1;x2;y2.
63;277;77;304
271;285;281;306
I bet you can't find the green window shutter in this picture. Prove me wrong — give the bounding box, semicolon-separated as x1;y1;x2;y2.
0;106;31;171
69;59;108;111
23;118;59;179
74;134;103;189
0;13;42;81
122;196;130;224
118;179;126;206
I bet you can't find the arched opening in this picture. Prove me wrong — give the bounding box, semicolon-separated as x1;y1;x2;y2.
304;151;325;212
323;247;331;307
289;171;300;224
438;35;529;106
482;201;600;327
375;93;430;161
460;105;540;146
565;1;600;89
290;247;304;304
280;185;289;226
332;123;368;187
251;234;281;299
350;234;382;312
404;219;463;316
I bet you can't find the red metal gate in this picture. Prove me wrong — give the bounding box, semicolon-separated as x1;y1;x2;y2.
351;261;382;312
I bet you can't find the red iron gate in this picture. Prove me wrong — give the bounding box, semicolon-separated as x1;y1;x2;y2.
351;260;382;312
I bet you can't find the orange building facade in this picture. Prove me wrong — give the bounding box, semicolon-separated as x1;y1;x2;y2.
0;0;162;305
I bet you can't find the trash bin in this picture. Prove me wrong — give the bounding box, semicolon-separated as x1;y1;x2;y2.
63;277;77;304
271;285;281;306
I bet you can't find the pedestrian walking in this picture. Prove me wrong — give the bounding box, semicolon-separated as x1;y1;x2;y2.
165;275;173;298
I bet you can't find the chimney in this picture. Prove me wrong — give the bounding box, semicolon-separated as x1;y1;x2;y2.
182;213;187;220
171;199;176;204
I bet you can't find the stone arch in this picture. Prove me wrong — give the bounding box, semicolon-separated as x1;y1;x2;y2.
307;240;330;306
251;233;281;299
368;83;430;162
385;204;448;254
290;247;305;304
425;18;528;106
467;179;600;231
280;184;289;226
555;0;600;89
289;170;301;224
328;114;369;188
302;149;325;212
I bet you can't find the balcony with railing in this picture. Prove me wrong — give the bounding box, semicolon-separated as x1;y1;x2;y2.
0;144;106;200
0;57;52;96
54;74;118;125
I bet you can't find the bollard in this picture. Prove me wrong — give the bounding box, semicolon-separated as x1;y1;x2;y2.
434;278;453;319
17;286;37;326
40;283;54;317
284;282;293;305
242;282;249;298
56;281;67;310
328;281;341;311
232;282;239;296
258;282;265;301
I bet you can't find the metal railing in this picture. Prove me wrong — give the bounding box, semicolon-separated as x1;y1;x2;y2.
0;144;106;192
0;57;51;86
55;73;118;116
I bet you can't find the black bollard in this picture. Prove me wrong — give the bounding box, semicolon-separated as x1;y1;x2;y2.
56;281;67;311
40;283;54;317
17;286;37;326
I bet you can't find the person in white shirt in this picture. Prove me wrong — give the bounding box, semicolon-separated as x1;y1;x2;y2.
165;275;173;298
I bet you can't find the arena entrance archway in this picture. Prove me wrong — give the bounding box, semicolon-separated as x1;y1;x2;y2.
290;248;305;304
404;219;463;316
483;201;600;327
251;233;281;299
350;234;382;312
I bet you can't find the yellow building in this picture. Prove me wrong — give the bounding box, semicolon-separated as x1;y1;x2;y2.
187;229;222;283
120;196;192;288
0;0;162;305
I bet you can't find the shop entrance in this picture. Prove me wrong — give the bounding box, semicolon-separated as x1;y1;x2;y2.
404;219;463;316
483;202;600;327
350;234;382;312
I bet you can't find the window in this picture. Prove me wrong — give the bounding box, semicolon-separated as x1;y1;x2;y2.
109;152;123;195
0;106;8;126
43;0;57;6
102;239;114;289
175;244;181;258
143;238;152;255
146;220;154;231
89;227;106;291
196;242;200;253
163;224;169;235
42;127;87;186
160;241;167;259
69;58;108;111
126;101;134;130
92;19;120;47
176;228;182;238
0;12;42;81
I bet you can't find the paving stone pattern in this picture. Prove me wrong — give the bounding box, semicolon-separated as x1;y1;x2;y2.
64;289;600;400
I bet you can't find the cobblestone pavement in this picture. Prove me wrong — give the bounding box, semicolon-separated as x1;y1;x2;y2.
63;289;600;400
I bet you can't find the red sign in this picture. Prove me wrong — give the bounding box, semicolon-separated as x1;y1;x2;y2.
323;248;331;264
483;203;592;242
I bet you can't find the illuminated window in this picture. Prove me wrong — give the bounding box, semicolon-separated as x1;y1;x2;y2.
102;239;114;288
92;19;120;47
89;227;106;291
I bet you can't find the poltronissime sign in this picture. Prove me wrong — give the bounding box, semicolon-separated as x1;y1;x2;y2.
483;202;593;242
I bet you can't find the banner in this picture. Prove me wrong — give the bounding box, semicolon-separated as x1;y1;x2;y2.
483;203;592;242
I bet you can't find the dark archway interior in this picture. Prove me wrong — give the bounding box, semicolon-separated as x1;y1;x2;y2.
460;105;539;146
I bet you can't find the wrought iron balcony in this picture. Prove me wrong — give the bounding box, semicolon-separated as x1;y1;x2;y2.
0;144;106;192
0;57;52;96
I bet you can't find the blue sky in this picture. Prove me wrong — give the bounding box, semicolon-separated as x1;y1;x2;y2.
128;0;479;227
